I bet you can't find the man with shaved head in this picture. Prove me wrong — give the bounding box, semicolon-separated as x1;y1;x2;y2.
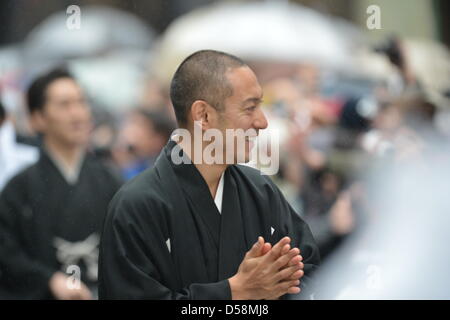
99;50;319;300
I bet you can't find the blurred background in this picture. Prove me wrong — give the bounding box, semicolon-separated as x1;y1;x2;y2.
1;0;449;299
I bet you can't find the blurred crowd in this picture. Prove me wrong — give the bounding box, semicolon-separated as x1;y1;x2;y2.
0;1;449;299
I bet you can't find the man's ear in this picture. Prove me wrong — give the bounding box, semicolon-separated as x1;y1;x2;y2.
190;100;215;131
30;110;46;134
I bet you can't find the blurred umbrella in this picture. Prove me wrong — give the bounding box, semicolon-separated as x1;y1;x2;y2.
154;1;361;83
23;5;154;65
19;5;155;113
69;53;148;112
403;39;450;109
303;150;450;299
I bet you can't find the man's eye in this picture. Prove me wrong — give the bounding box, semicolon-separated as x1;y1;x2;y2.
246;106;257;112
58;101;71;108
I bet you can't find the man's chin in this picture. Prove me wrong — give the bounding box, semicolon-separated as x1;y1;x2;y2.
64;136;89;148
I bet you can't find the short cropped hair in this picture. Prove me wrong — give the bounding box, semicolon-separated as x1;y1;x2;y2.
169;49;246;127
26;67;75;114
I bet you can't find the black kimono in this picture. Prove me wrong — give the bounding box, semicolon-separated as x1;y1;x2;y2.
0;149;122;299
99;140;320;299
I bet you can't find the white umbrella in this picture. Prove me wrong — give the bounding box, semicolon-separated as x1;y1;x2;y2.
20;6;154;112
154;1;360;83
23;5;154;64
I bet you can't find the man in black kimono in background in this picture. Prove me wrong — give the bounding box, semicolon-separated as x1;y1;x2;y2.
0;68;121;299
99;50;320;300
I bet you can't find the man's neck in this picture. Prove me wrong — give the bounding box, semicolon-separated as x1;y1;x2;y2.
196;162;227;199
178;138;227;199
44;137;85;170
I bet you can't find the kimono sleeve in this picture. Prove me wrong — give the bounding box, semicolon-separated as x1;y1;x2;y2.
0;177;56;298
98;190;231;300
266;178;321;298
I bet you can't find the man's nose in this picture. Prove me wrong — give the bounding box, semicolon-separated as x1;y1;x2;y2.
70;101;89;118
253;108;268;130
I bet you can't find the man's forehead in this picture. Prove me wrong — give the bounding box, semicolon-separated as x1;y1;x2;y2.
48;80;83;96
226;67;262;98
226;65;256;82
243;95;263;104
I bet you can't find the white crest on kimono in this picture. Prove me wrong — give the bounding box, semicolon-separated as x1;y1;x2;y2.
53;233;100;281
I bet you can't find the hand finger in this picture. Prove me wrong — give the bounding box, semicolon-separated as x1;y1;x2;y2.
287;286;301;294
274;279;300;297
279;255;303;270
287;255;303;267
272;248;299;271
275;264;303;282
81;289;93;300
287;269;304;280
280;244;290;255
270;237;291;257
261;242;272;255
246;236;265;258
264;237;291;262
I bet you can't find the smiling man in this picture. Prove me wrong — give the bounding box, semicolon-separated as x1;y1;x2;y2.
99;50;320;300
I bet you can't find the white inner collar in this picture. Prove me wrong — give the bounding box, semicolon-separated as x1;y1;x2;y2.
214;172;225;214
46;148;85;185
